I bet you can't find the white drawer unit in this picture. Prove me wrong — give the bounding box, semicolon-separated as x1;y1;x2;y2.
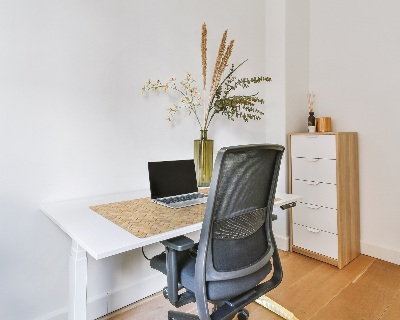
291;157;336;184
289;132;360;269
290;134;336;159
292;223;338;260
292;179;337;209
292;202;337;234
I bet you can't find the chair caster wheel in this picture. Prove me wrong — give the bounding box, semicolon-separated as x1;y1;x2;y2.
237;308;249;320
163;287;169;299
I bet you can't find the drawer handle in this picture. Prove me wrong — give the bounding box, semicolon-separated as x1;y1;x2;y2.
306;204;321;210
305;180;320;185
306;227;322;233
306;158;319;162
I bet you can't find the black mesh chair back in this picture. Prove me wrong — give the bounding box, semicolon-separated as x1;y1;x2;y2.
150;144;285;320
194;144;284;318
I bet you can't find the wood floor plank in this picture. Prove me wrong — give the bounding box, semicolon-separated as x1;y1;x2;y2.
310;284;389;320
312;259;400;320
267;251;323;299
352;259;400;293
102;293;197;320
269;255;375;320
277;250;293;262
380;291;400;320
101;253;400;320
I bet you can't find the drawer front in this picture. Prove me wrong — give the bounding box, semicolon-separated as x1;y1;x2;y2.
291;135;336;159
292;202;337;234
292;223;338;260
292;179;337;209
291;157;336;184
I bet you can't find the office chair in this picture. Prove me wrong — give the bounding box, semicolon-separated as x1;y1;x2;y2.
150;144;285;320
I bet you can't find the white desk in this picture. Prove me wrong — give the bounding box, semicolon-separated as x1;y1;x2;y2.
41;190;301;320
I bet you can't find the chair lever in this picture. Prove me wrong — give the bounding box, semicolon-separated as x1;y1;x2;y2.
280;202;297;210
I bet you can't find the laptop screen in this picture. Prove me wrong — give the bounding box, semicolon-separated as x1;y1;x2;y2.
148;159;198;199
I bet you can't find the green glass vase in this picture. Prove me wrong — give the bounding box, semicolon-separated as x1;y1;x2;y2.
194;130;214;187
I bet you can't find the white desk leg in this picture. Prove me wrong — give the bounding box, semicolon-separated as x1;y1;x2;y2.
69;240;88;320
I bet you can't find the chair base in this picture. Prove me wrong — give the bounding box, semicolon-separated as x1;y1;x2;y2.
168;310;199;320
237;309;249;320
167;308;249;320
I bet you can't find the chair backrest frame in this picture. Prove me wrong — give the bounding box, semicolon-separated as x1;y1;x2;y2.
194;144;284;319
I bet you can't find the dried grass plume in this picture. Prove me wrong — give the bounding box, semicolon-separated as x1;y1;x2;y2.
210;30;234;102
201;23;207;90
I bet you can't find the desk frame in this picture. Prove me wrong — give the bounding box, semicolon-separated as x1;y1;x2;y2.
41;191;301;320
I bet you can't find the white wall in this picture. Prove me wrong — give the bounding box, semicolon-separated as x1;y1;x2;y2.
0;1;271;319
285;0;310;135
267;0;400;263
266;0;309;247
7;1;398;318
308;0;400;263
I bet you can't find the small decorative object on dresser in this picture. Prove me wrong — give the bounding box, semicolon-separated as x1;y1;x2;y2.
316;117;332;132
307;91;316;133
288;132;360;269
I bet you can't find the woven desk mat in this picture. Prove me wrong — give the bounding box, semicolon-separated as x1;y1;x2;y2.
90;197;206;238
90;195;282;238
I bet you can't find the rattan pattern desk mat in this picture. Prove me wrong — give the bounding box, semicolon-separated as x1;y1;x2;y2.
90;197;206;238
90;196;282;238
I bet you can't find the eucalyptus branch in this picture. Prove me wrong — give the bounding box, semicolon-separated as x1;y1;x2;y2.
209;60;248;106
204;60;248;128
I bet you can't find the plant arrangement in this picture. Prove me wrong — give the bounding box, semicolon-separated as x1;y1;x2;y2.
141;23;271;131
307;91;315;113
307;91;316;127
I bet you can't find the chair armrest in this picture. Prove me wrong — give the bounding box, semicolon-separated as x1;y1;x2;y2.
161;235;194;251
160;236;195;305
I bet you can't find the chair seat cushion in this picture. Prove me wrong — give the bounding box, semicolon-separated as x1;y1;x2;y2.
150;249;272;301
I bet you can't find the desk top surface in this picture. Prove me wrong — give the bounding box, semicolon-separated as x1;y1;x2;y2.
41;190;301;260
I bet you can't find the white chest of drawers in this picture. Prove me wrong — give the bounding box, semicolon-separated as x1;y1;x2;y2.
289;132;360;269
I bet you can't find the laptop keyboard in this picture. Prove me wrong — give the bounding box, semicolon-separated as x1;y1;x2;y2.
152;192;208;208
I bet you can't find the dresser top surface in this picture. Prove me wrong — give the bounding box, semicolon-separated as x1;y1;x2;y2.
288;132;357;136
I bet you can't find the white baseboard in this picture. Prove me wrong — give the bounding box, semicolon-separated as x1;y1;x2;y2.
101;272;165;317
273;236;400;266
361;241;400;265
32;307;68;320
274;234;290;251
33;272;166;320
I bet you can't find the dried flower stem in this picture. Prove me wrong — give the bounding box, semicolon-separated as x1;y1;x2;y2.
205;38;234;128
201;23;208;129
201;23;207;91
307;91;315;112
212;39;234;99
210;30;227;100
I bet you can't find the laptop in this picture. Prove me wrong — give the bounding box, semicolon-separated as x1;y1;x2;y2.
148;159;208;209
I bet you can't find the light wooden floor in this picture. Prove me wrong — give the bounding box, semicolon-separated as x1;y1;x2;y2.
100;252;400;320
